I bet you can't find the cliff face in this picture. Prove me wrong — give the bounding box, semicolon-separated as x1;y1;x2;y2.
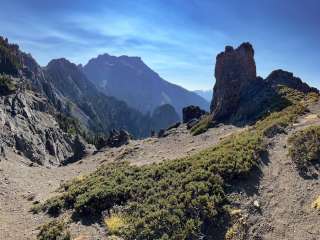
211;43;257;120
210;42;318;124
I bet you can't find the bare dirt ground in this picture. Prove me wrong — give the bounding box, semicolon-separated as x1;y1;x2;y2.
2;102;320;240
0;123;239;240
243;103;320;240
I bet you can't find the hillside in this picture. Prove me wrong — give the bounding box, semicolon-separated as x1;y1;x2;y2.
82;54;209;115
1;43;315;240
44;58;153;137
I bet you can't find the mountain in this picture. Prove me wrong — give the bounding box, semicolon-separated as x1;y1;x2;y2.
30;42;320;240
43;58;153;137
193;89;213;102
82;54;209;116
0;37;96;165
151;104;180;132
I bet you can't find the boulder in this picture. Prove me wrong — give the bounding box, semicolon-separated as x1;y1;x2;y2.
182;105;207;123
106;129;131;148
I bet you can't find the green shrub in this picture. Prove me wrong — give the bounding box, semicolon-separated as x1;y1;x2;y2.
288;126;320;177
39;126;264;239
190;115;214;136
38;88;316;239
37;220;70;240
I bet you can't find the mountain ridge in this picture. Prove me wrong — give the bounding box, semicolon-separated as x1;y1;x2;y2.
82;53;210;116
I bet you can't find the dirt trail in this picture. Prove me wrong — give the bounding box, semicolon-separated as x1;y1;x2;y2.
0;124;239;240
247;105;320;240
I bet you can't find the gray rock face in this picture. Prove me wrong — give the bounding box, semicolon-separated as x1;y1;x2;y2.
211;43;257;120
0;86;95;165
210;43;319;125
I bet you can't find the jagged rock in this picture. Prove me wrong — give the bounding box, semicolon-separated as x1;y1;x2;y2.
0;87;95;165
63;135;96;165
211;43;257;120
182;105;207;123
186;119;199;129
210;42;319;125
106;129;131;148
266;70;319;94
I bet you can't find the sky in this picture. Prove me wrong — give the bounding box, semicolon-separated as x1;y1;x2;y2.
0;0;319;90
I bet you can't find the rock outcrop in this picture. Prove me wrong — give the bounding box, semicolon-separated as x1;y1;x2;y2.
106;129;131;148
210;42;318;124
210;43;257;120
182;105;207;123
0;85;95;165
266;69;319;94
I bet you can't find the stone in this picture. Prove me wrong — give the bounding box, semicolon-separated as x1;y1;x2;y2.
106;129;131;148
182;105;207;123
211;42;257;121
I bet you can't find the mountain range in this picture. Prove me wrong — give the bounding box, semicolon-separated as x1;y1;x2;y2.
82;54;209;116
0;37;208;141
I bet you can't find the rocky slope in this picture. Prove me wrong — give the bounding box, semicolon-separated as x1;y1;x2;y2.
1;37;185;140
210;42;318;124
82;54;209;115
0;38;95;165
44;58;153;137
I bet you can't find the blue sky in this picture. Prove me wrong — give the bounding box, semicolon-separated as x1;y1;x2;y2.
0;0;319;90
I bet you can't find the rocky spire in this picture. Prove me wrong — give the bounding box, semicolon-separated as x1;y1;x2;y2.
210;42;257;121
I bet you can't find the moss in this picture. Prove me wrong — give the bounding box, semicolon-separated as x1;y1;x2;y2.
288;125;320;177
37;219;70;240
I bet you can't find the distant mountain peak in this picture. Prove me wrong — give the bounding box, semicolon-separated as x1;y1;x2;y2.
83;54;209;115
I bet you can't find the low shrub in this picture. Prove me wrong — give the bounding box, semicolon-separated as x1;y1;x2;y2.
190;115;214;136
288;126;320;177
38;87;316;239
37;219;70;240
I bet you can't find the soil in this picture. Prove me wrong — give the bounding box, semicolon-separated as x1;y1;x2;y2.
1;102;320;240
0;123;239;240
